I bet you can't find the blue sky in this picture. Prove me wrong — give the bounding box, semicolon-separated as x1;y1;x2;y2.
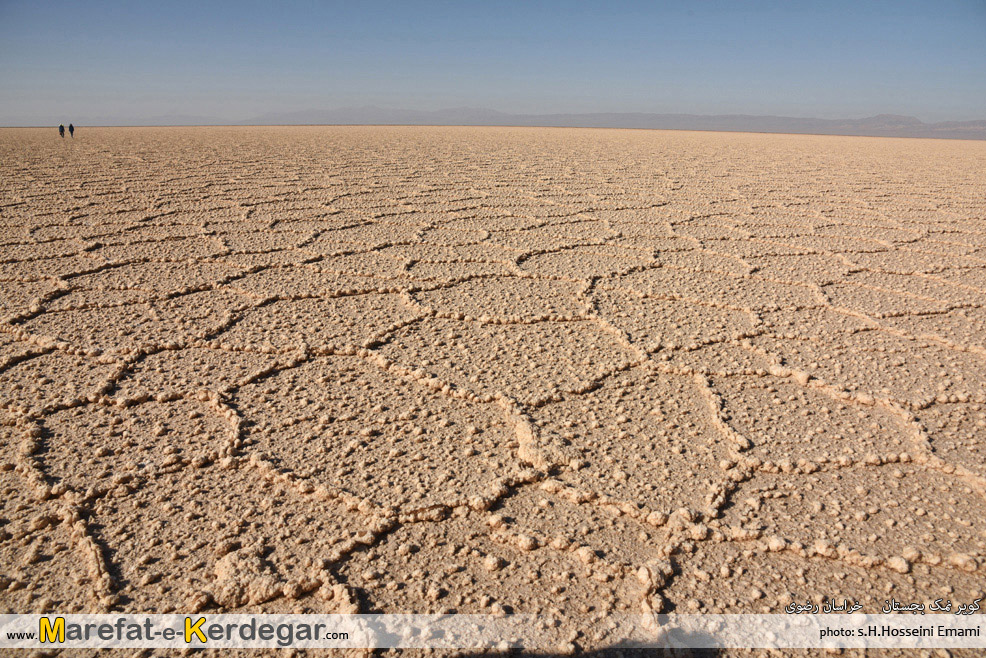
1;0;983;125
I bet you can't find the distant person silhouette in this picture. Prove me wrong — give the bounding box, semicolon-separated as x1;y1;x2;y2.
69;123;74;138
59;124;65;138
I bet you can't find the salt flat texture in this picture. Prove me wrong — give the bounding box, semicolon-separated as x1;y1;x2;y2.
1;126;985;648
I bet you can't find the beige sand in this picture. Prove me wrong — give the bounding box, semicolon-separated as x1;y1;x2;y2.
1;126;985;649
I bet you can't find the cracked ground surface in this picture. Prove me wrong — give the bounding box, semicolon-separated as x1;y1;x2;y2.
1;126;985;654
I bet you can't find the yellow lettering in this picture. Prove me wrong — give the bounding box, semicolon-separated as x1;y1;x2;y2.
185;617;207;643
40;617;65;643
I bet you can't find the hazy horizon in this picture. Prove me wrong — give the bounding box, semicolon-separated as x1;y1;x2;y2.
4;104;985;127
1;1;984;127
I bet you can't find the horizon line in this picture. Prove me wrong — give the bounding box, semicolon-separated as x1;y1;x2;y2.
7;107;985;140
5;123;985;142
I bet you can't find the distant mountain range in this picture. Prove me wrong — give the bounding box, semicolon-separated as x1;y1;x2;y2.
66;107;986;139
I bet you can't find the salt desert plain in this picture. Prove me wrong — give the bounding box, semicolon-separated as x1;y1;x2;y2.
1;126;985;650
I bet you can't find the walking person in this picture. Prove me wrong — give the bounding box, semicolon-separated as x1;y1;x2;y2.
69;123;74;138
59;124;65;138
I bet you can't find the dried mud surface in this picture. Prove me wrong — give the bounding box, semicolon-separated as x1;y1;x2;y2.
1;126;985;654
